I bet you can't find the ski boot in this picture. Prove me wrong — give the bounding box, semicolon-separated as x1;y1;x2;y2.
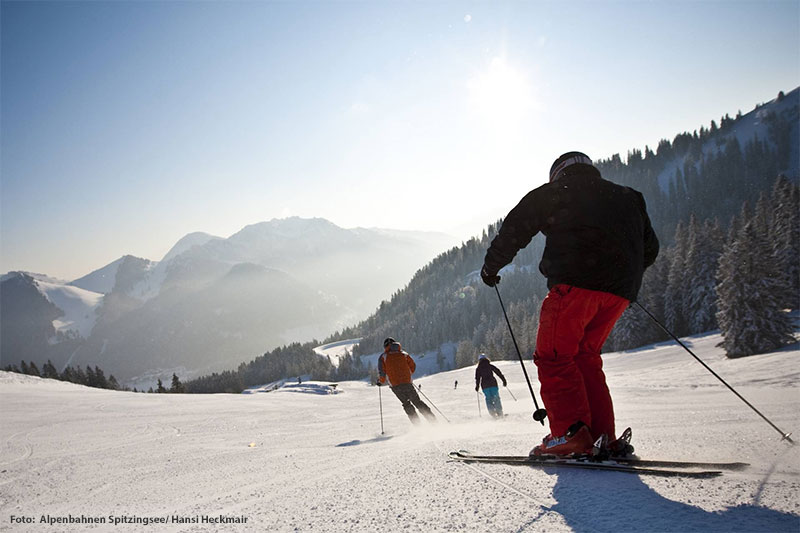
530;421;594;457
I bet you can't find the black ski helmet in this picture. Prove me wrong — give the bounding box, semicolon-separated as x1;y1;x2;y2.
549;151;593;182
383;337;396;348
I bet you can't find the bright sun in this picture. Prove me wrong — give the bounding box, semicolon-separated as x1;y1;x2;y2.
467;57;535;129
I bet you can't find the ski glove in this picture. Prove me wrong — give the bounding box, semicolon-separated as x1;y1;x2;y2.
475;386;479;392
480;265;500;287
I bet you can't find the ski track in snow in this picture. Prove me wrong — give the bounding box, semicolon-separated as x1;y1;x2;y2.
1;331;799;532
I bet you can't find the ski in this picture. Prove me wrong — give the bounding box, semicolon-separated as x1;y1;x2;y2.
450;451;748;471
448;451;725;478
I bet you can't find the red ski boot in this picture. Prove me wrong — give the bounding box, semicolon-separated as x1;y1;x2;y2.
530;421;594;457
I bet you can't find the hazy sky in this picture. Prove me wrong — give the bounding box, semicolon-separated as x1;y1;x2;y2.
2;0;798;281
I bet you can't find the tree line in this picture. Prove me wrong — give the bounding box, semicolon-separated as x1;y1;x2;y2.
4;360;121;390
183;342;368;393
3;360;189;394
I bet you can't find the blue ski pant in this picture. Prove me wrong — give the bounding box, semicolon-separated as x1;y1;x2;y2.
483;386;503;417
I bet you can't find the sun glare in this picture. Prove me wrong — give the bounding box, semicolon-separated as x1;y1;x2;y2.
467;57;536;128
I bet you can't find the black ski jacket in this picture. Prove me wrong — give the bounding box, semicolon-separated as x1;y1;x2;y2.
483;165;659;302
475;359;506;391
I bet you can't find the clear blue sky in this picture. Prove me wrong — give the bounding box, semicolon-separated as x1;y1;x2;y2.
2;0;798;280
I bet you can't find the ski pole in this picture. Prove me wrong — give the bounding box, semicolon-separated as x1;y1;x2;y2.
494;285;547;424
504;385;518;401
477;390;482;418
634;301;794;444
416;384;450;423
378;382;385;435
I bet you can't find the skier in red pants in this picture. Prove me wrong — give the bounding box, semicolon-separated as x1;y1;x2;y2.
481;151;659;457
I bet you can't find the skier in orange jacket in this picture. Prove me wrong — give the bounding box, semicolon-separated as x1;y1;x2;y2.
378;338;435;424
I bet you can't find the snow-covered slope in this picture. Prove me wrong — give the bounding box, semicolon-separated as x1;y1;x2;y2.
1;330;797;532
69;257;126;294
32;278;103;339
313;338;363;367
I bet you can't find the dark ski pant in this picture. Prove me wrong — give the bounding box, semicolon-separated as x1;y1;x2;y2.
390;383;436;423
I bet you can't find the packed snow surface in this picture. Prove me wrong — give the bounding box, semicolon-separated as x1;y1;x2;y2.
1;331;798;532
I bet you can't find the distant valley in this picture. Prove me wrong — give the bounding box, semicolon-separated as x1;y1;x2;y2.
0;217;457;386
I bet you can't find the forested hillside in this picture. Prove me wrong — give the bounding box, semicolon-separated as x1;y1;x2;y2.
186;89;799;392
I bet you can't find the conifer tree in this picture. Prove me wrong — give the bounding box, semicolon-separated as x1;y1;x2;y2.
685;218;724;333
770;176;800;309
42;360;59;379
85;366;97;387
60;366;73;383
606;303;650;351
27;361;41;377
170;373;185;393
631;253;670;345
156;379;167;393
94;366;109;389
664;220;690;337
716;217;794;358
455;339;477;369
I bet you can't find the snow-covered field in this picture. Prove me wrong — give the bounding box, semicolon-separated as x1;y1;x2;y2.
1;331;799;532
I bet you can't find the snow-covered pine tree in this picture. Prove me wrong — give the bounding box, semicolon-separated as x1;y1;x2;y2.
685;218;724;333
636;252;670;343
454;339;477;369
664;219;691;337
770;176;800;309
716;211;795;358
471;312;490;350
605;302;650;351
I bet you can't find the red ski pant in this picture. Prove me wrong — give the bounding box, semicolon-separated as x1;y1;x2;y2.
534;284;629;441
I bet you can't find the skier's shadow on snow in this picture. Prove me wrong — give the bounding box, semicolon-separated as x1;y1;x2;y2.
335;435;394;447
526;470;798;533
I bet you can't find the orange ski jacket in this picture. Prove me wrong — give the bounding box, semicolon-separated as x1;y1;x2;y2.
378;342;416;386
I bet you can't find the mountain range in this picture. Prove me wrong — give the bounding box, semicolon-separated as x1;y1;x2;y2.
4;88;797;389
0;217;457;386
